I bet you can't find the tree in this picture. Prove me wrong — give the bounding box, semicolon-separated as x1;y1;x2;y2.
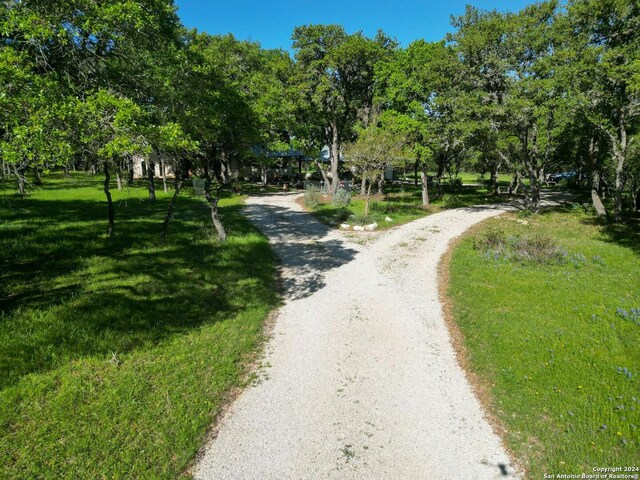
292;26;391;194
172;32;263;241
449;6;513;195
251;49;298;187
77;90;150;236
503;1;572;210
565;0;640;220
0;35;73;196
344;120;409;217
375;40;467;206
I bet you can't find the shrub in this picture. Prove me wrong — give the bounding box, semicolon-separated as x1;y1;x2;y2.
303;185;323;209
332;188;351;208
371;201;395;214
440;193;455;207
348;214;374;225
474;229;569;265
571;202;596;215
450;178;463;189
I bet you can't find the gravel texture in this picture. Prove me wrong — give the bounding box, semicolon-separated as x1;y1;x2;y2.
194;193;520;480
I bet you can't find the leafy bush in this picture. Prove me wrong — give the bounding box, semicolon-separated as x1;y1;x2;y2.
332;188;351;207
474;228;569;265
371;201;395;213
571;202;596;215
370;201;424;215
303;185;323;209
440;193;455;207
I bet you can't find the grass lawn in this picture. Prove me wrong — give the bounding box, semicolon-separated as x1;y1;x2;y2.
0;173;278;478
392;170;516;186
307;182;509;229
448;209;640;478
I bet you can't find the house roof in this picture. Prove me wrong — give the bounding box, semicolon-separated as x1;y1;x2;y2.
269;150;306;158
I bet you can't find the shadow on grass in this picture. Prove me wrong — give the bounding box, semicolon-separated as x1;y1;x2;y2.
584;214;640;257
518;199;640;257
0;190;278;389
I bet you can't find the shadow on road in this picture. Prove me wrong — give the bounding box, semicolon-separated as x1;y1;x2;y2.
244;203;358;301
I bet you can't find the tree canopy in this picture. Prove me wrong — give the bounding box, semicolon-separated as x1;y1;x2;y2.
2;0;639;229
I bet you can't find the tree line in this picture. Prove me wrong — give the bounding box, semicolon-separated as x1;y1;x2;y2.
1;0;638;239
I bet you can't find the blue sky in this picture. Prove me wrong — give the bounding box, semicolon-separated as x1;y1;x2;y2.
174;0;535;51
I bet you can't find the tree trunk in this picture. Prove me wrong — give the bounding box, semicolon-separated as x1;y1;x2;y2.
127;157;134;185
588;137;607;217
526;171;541;211
204;160;227;241
103;163;115;236
329;122;340;195
491;160;501;195
420;164;430;207
314;160;331;188
592;171;607;218
613;148;625;221
35;168;42;185
260;164;268;187
522;126;541;211
116;171;123;190
508;172;521;195
161;168;183;243
162;160;168;193
360;173;367;196
414;160;419;186
64;163;69;177
377;174;384;195
538;166;546;187
364;179;373;217
14;164;25;199
147;160;156;202
602;111;628;221
204;178;227;242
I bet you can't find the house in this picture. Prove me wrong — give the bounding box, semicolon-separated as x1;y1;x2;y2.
132;153;174;179
242;147;312;181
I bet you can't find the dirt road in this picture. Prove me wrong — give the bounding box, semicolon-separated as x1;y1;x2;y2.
195;193;519;480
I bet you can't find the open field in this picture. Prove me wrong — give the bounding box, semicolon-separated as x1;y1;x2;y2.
0;174;278;478
448;209;640;478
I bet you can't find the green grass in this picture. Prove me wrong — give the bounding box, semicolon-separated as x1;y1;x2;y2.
393;170;517;186
448;210;640;478
0;173;278;478
308;183;507;229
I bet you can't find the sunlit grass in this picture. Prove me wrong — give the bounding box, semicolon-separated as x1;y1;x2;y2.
0;173;278;478
449;211;640;478
308;183;507;229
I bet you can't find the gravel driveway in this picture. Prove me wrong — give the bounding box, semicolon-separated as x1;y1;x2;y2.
194;193;520;480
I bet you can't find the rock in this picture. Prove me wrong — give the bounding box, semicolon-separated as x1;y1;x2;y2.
353;225;365;231
364;222;378;231
516;219;529;225
339;224;351;230
385;216;393;222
